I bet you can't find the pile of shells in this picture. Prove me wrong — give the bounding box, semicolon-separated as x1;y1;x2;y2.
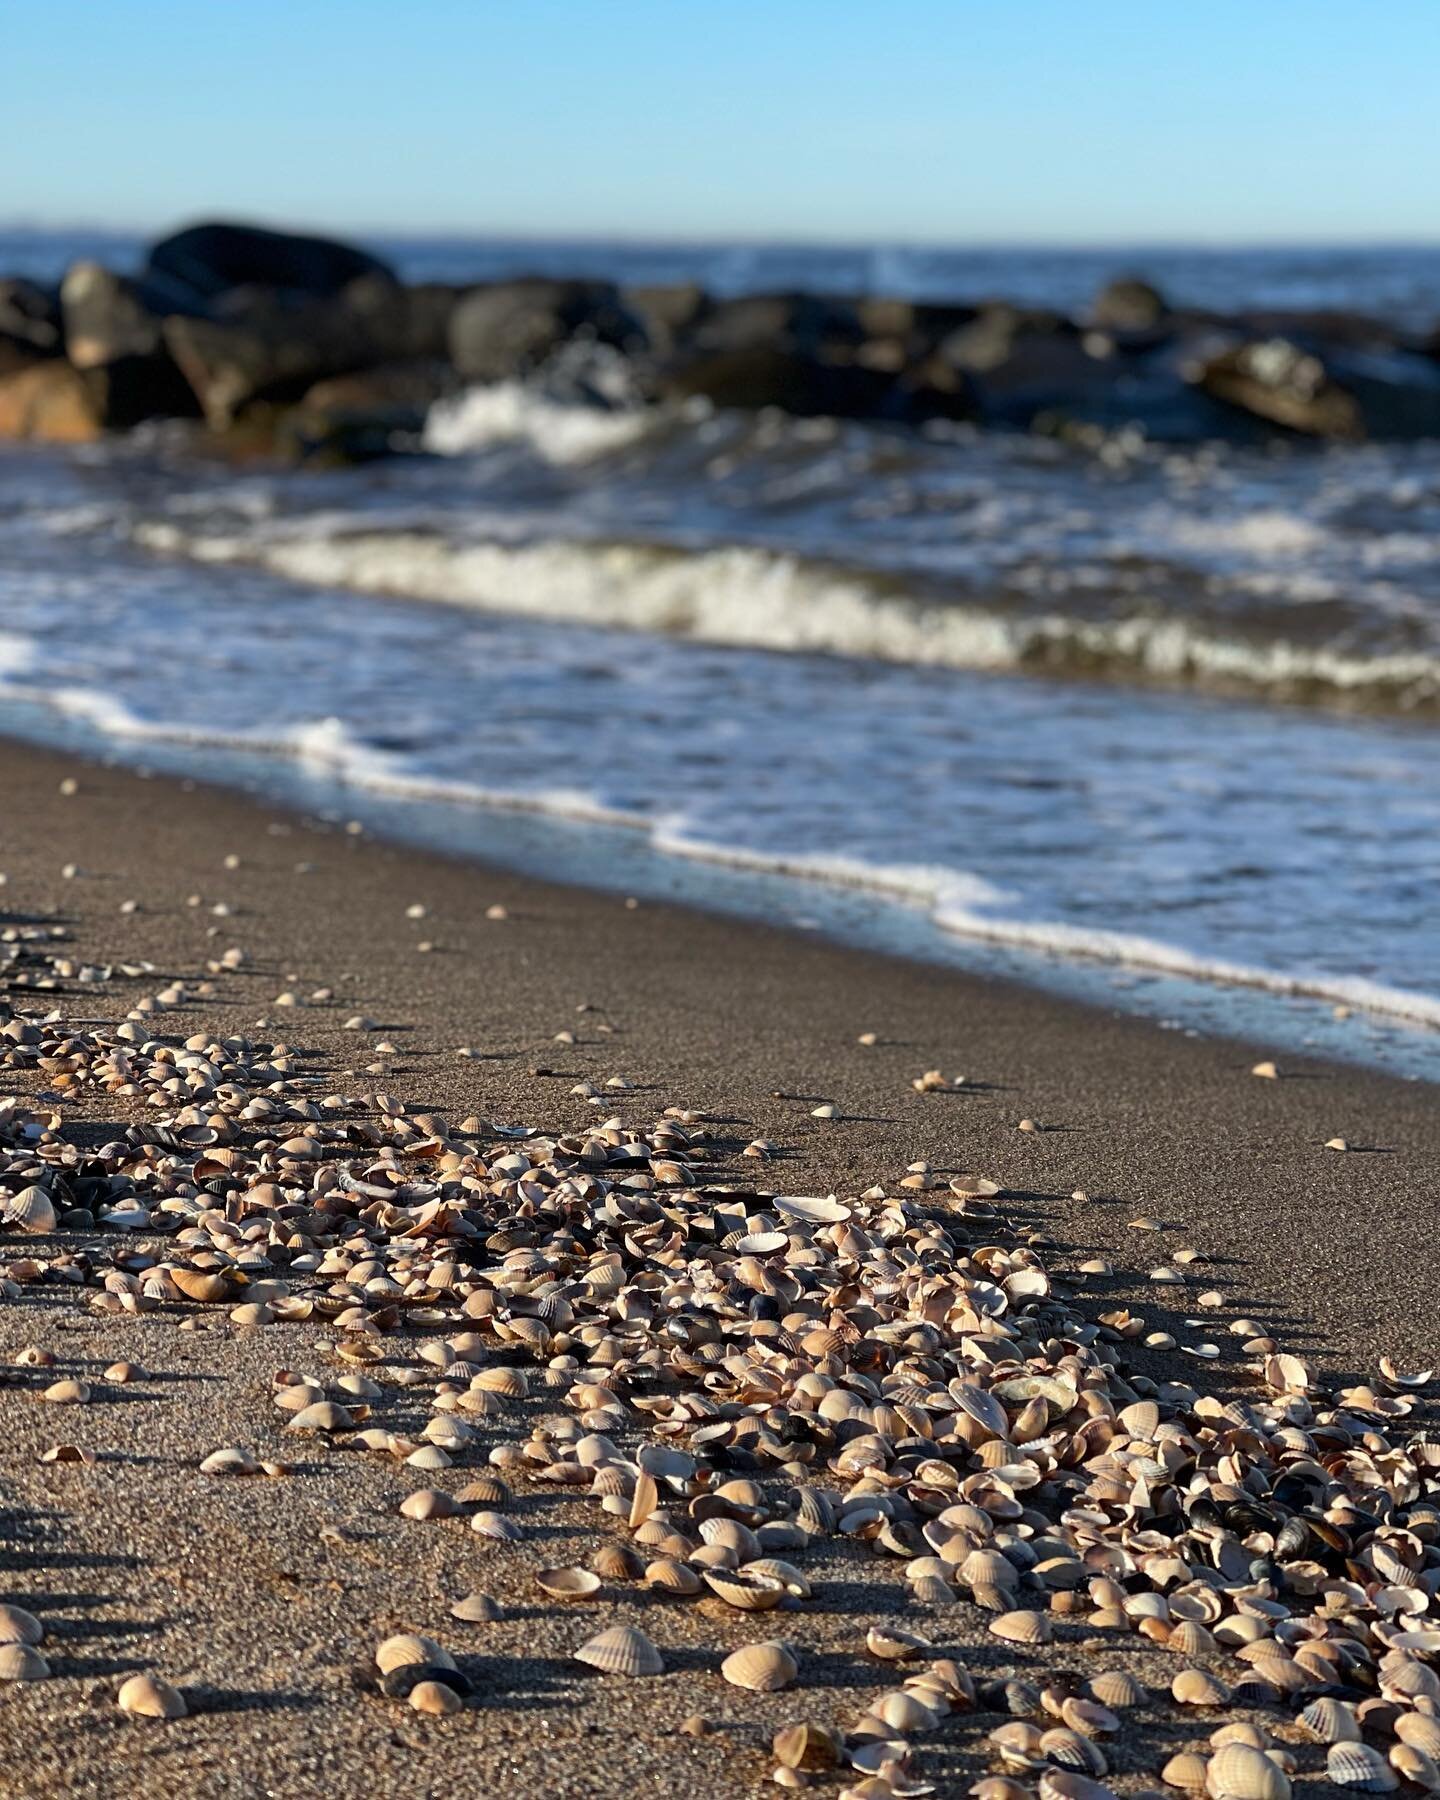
3;956;1439;1798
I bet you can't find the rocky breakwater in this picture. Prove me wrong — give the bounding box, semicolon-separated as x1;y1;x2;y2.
5;221;1440;462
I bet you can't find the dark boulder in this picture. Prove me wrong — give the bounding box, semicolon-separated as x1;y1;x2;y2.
448;279;644;381
164;291;382;428
59;262;201;427
1320;346;1440;438
933;305;1115;428
621;282;709;352
1092;276;1168;334
294;360;458;460
145;221;396;308
656;345;899;419
691;291;862;357
0;280;62;376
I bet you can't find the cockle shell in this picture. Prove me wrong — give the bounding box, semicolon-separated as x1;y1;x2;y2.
1326;1744;1397;1792
573;1625;664;1677
702;1569;787;1612
117;1673;187;1717
989;1610;1052;1645
720;1641;797;1692
0;1645;49;1682
0;1606;45;1647
536;1567;602;1601
1205;1743;1292;1800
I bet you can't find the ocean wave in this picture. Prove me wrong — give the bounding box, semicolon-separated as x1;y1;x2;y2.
128;521;1440;713
4;672;1438;1030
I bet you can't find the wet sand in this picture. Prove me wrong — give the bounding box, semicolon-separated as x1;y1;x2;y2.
0;735;1436;1798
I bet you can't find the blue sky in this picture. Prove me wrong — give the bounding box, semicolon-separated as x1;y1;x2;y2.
7;1;1438;243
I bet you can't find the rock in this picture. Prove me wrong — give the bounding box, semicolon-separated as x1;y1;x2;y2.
60;262;199;427
1322;346;1440;438
934;305;1114;427
1193;337;1365;438
1092;276;1168;333
164;288;403;428
621;283;709;352
0;361;102;441
0;280;62;377
656;345;897;419
447;279;644;380
61;263;167;370
145;220;396;306
294;361;457;460
690;291;862;357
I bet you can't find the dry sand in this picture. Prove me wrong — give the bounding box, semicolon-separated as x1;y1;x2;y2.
0;735;1435;1799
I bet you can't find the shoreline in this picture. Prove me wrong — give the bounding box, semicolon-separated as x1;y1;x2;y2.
2;731;1437;1794
4;693;1436;1089
3;732;1434;1372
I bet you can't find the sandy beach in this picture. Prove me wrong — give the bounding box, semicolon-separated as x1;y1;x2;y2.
1;734;1436;1799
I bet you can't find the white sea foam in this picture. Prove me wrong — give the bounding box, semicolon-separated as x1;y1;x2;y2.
423;384;656;463
128;523;1440;707
5;667;1438;1032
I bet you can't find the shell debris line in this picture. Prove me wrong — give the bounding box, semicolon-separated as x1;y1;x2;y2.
1;927;1440;1798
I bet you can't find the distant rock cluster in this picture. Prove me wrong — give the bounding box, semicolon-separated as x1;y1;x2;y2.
3;220;1440;461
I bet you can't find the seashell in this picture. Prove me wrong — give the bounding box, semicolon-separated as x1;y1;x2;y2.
287;1401;353;1433
1164;1753;1212;1793
702;1569;787;1612
746;1560;811;1598
721;1641;798;1692
470;1510;522;1541
772;1196;851;1225
989;1610;1053;1646
399;1489;459;1521
866;1625;930;1662
39;1379;90;1405
455;1474;511;1508
0;1606;45;1646
471;1366;529;1398
1040;1729;1106;1776
962;1548;1019;1590
573;1625;664;1677
1171;1668;1230;1708
1326;1744;1397;1793
5;1185;57;1234
450;1591;503;1623
773;1723;840;1772
171;1267;238;1304
1390;1746;1440;1793
409;1679;463;1715
375;1634;458;1676
1205;1743;1291;1800
536;1567;602;1601
1039;1777;1119;1800
200;1445;261;1476
117;1672;187;1717
1061;1698;1119;1738
1298;1697;1360;1744
874;1689;940;1733
0;1644;48;1682
1168;1621;1218;1657
1396;1715;1440;1760
1085;1670;1145;1709
591;1542;643;1581
644;1558;702;1596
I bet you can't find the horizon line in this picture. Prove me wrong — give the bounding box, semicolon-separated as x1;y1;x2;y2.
5;219;1440;257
